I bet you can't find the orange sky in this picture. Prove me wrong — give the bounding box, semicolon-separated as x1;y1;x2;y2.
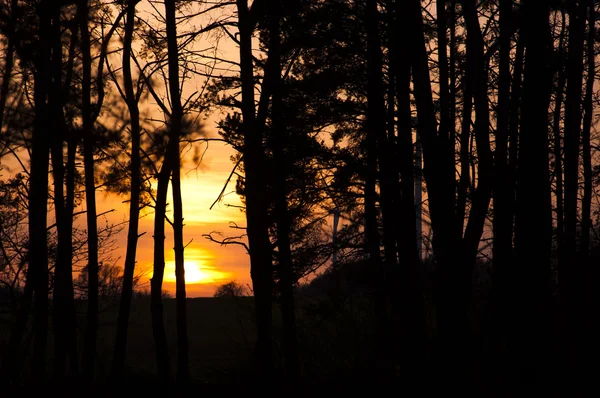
96;130;251;298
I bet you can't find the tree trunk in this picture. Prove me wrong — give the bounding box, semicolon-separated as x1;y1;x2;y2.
0;0;17;130
390;0;426;378
562;0;586;294
80;0;99;381
407;0;463;380
580;3;595;258
164;0;190;384
267;0;299;380
150;150;172;385
553;11;567;274
112;0;142;379
236;0;273;379
367;0;396;267
461;0;493;271
29;1;53;382
513;0;554;384
492;0;514;273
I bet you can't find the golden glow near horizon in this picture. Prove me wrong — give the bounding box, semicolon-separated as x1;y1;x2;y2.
163;259;231;285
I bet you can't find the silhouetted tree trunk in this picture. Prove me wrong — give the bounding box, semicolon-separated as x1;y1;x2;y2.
236;0;273;379
462;0;493;268
553;10;567;272
437;0;450;142
407;0;464;380
50;18;78;378
580;3;595;258
492;0;514;274
563;0;586;293
164;0;189;384
112;0;142;379
0;0;17;130
367;0;396;266
267;0;299;379
150;152;171;385
80;0;99;381
389;0;426;377
513;0;554;383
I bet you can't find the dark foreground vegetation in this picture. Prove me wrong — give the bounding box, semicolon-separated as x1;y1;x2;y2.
2;0;600;391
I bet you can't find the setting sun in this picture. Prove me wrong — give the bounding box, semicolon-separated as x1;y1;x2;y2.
163;259;231;285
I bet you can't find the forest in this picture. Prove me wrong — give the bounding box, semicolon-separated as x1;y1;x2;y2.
0;0;599;390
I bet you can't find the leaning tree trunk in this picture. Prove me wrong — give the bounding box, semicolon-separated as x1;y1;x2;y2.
236;0;274;379
164;0;190;384
112;0;142;379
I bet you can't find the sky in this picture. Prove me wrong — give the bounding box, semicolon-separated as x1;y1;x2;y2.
98;128;251;298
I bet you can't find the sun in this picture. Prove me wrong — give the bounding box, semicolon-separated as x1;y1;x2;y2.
163;259;229;285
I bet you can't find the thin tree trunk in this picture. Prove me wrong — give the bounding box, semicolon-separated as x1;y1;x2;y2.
553;11;567;274
563;0;586;291
367;0;396;267
437;0;450;142
580;2;595;258
80;0;99;381
492;0;513;273
150;152;171;385
163;0;190;383
0;0;17;130
112;0;142;379
236;0;273;379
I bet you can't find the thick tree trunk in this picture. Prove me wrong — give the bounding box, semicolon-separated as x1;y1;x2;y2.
112;0;142;379
513;0;554;384
407;0;464;380
28;2;53;381
267;0;299;380
164;0;190;384
50;7;75;379
462;0;493;271
236;0;273;379
390;0;426;378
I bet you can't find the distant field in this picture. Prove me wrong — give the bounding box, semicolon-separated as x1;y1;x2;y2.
0;297;262;383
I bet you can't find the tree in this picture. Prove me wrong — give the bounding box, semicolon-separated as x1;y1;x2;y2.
213;281;249;297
